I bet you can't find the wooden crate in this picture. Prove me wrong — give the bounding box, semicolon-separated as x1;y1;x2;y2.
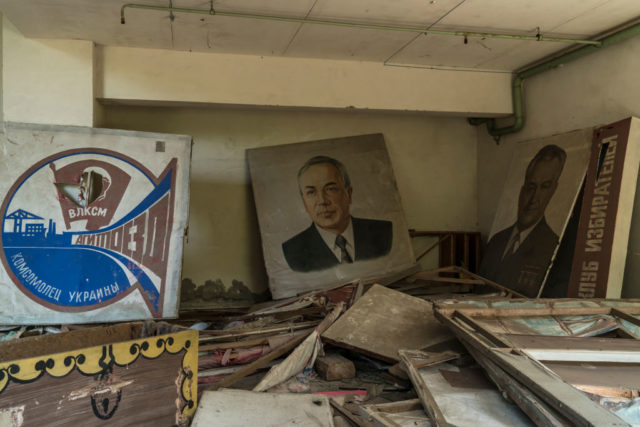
0;323;197;426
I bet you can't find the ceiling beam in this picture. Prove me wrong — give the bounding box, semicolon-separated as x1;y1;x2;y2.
99;46;512;116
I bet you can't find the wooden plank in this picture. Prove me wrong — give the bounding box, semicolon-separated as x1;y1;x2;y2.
322;285;452;362
359;399;431;427
503;334;640;351
201;331;309;391
329;398;368;427
435;305;616;318
611;308;640;327
398;350;450;427
390;282;469;293
573;384;640;399
199;337;270;352
363;399;424;414
453;268;526;297
474;233;481;272
437;312;630;426
466;347;570;427
399;349;460;370
435;298;640;318
453;311;512;347
490;350;629;427
544;362;640;397
0;322;143;363
399;350;532;427
198;320;320;340
192;389;334;426
416;235;448;262
206;302;344;391
523;349;640;363
409;271;485;285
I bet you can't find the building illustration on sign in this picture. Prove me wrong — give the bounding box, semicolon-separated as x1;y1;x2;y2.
0;149;179;318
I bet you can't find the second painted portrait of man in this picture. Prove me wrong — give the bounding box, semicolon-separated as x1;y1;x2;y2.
480;130;592;297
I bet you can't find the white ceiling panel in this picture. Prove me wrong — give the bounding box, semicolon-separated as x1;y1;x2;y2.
0;0;172;48
284;25;417;61
210;0;317;16
169;13;302;55
307;0;464;27
387;33;547;70
473;40;578;70
0;0;638;71
386;34;491;68
551;0;640;35
438;0;612;33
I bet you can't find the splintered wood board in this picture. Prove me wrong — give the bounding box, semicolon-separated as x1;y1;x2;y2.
503;334;640;351
543;362;640;394
399;356;533;427
192;389;334;427
0;327;198;426
322;284;452;362
360;399;432;427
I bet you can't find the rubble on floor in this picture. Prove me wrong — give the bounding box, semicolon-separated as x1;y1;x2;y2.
2;268;640;426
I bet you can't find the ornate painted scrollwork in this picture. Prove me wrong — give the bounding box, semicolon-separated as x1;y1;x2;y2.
0;329;198;422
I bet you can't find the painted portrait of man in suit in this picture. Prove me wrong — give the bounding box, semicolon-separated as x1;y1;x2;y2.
282;156;392;272
479;144;567;297
248;133;417;299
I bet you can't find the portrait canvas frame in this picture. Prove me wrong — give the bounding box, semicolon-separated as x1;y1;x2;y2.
481;128;592;297
248;133;417;299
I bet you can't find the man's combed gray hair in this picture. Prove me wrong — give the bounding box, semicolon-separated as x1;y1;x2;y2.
526;144;567;178
297;155;351;193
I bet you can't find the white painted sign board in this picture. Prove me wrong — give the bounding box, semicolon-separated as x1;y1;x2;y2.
0;123;191;323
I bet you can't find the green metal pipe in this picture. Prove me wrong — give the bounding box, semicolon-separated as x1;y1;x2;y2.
120;3;602;46
470;21;640;143
467;118;492;126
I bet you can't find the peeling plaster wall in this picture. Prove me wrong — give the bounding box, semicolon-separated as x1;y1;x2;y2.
103;105;478;296
476;35;640;297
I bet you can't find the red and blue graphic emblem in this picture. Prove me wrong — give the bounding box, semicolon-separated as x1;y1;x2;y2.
0;149;177;317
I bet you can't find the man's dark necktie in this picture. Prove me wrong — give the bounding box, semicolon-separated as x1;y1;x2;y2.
502;232;521;260
335;234;353;264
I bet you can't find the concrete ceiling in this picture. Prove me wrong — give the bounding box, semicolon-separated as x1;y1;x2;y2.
2;0;640;71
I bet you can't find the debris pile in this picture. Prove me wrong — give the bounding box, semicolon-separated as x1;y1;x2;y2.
2;267;639;426
185;267;640;426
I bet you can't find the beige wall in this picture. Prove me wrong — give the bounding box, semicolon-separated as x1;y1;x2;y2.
99;45;512;116
1;15;482;300
476;35;640;297
0;14;3;124
2;17;95;126
478;35;640;236
103;105;478;295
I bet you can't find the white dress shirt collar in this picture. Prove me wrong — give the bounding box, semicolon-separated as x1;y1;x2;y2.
503;217;544;259
315;218;355;263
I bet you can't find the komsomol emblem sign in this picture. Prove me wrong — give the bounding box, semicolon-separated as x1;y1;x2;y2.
0;123;191;323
